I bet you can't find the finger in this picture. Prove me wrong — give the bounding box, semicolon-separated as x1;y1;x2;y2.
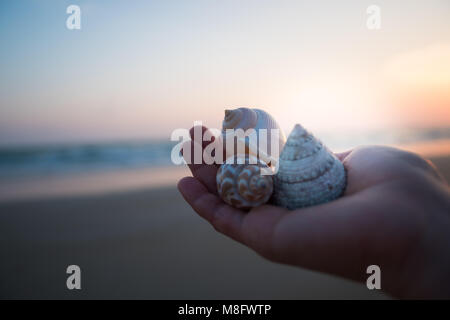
190;125;227;164
182;126;216;163
237;204;288;257
181;126;220;194
177;176;246;243
189;125;215;150
182;140;219;194
178;176;290;255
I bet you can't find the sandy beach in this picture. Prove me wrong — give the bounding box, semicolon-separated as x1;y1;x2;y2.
0;149;448;299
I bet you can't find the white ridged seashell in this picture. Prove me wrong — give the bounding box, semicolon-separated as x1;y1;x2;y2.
221;108;286;166
216;155;274;209
273;124;346;209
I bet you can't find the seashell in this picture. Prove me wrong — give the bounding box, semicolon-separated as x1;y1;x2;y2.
217;155;274;209
273;124;346;209
216;108;284;209
221;108;286;167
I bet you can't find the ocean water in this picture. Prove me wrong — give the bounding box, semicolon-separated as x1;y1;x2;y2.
0;141;175;180
0;127;449;180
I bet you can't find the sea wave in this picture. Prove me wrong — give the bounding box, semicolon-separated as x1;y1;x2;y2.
0;141;175;179
0;127;449;179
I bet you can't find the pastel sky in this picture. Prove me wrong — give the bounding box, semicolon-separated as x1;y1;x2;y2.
0;0;449;145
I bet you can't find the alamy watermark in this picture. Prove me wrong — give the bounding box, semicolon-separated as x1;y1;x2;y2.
66;5;81;30
66;265;81;290
366;5;381;30
366;265;381;290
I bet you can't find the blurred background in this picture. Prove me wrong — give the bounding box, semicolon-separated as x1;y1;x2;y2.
0;0;448;299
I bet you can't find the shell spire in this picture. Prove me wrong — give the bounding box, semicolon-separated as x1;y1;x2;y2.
222;108;257;131
273;124;346;209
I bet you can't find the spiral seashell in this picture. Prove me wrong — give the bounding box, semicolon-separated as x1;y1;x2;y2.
273;124;347;209
221;108;286;166
216;155;274;209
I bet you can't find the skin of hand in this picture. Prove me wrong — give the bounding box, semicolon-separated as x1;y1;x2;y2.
177;126;450;299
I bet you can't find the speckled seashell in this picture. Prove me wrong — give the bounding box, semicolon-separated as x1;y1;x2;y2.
273;124;346;209
217;155;274;209
221;108;286;166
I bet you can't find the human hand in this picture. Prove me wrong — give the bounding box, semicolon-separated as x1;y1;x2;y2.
177;126;450;299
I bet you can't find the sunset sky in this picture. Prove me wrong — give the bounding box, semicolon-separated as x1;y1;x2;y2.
0;0;449;145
